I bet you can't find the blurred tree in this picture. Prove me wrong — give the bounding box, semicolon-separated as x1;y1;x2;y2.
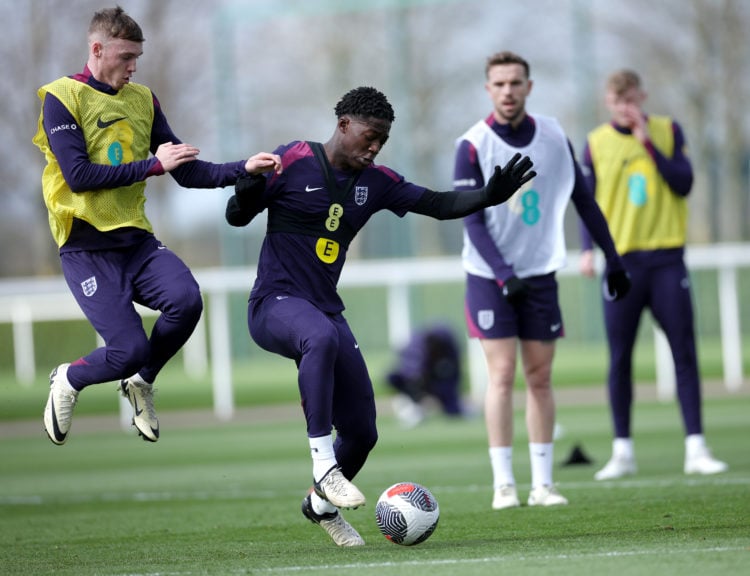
2;0;748;278
597;0;749;243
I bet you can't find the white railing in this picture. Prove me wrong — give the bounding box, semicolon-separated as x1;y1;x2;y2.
1;243;747;422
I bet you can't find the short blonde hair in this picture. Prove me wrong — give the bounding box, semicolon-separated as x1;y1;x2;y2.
606;69;641;96
89;6;144;43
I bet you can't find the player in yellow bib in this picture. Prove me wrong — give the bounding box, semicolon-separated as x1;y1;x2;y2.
579;69;727;479
34;6;281;446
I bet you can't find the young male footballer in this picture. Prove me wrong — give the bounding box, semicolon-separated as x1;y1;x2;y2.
579;69;728;480
225;85;535;546
454;51;630;510
34;6;281;446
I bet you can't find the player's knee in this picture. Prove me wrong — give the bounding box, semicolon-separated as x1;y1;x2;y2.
302;322;339;358
167;281;204;327
488;375;515;396
183;280;204;315
184;292;204;328
348;417;378;452
362;427;378;452
106;336;150;375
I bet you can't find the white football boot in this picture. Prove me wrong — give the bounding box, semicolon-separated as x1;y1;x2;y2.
684;448;728;475
594;455;637;481
120;377;159;442
313;466;366;509
492;485;520;510
301;494;364;547
528;485;569;507
43;363;77;445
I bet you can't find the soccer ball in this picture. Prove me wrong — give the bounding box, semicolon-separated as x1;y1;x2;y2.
375;482;439;546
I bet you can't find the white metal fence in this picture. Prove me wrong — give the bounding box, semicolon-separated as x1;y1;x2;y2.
1;243;747;422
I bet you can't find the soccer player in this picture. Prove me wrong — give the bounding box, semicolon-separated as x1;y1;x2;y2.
33;6;281;446
225;85;535;546
454;51;630;510
579;69;728;480
386;323;465;427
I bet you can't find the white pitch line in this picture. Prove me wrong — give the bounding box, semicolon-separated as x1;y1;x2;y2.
108;546;747;576
253;546;746;574
433;475;750;494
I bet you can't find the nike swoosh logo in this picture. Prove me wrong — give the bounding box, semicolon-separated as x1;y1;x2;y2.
96;116;127;129
551;323;561;332
50;397;67;442
132;395;144;416
305;185;324;192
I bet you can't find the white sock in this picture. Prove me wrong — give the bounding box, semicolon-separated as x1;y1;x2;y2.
489;446;514;489
612;437;634;459
56;364;77;392
685;434;707;458
129;373;151;386
310;491;337;515
529;442;554;488
309;435;337;482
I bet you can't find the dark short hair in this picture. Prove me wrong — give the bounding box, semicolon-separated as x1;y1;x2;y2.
89;6;145;43
485;51;530;78
334;87;395;122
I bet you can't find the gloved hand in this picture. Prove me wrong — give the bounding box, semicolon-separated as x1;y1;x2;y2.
499;275;528;303
603;262;631;302
485;153;536;205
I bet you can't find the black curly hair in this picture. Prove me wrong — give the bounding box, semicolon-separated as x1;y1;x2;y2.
334;86;395;123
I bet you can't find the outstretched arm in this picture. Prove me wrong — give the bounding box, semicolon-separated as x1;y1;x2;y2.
410;153;535;220
151;96;282;189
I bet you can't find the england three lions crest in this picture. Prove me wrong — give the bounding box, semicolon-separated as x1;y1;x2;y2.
477;309;494;331
355;186;369;206
81;276;98;297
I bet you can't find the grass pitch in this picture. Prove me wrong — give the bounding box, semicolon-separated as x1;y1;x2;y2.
1;392;748;575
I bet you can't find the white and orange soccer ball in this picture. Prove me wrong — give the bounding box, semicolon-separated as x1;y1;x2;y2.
375;482;440;546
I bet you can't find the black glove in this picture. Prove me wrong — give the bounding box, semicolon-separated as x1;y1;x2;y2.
603;263;631;302
501;275;528;302
485;153;536;205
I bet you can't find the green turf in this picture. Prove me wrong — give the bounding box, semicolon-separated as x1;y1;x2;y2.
0;395;747;576
3;334;749;421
